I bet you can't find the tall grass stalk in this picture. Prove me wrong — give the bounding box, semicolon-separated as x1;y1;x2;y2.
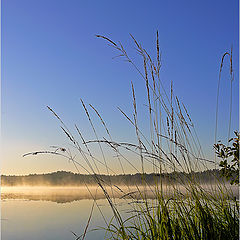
25;33;239;240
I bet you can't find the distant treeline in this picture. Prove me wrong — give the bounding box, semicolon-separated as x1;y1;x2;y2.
1;169;228;186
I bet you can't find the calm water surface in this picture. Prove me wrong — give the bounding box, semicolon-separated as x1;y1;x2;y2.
1;187;130;240
1;185;238;240
2;199;110;240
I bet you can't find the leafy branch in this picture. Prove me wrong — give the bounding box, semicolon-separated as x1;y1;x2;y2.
214;131;239;185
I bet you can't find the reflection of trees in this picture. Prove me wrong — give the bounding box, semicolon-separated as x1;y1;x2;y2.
1;192;98;203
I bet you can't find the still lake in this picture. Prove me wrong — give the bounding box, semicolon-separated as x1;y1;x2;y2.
1;187;132;240
1;185;238;240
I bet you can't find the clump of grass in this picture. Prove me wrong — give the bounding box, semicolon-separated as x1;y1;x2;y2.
25;32;239;239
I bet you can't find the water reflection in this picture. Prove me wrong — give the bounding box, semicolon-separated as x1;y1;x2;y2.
1;184;238;203
1;185;238;240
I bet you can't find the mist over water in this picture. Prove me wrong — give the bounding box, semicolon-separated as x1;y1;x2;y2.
2;184;238;203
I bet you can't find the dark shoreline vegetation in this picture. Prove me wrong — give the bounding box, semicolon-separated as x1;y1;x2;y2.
21;33;239;239
0;169;232;186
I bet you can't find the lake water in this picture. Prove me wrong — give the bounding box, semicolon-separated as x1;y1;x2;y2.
2;199;109;240
1;186;136;240
1;185;238;240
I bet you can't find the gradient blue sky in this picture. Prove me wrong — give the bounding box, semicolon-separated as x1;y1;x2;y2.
2;0;239;175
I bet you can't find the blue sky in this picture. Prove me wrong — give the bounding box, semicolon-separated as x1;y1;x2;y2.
2;0;239;175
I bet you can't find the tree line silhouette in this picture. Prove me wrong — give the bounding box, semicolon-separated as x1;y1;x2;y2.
1;170;226;186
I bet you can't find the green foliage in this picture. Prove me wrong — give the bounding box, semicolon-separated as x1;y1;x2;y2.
214;131;239;185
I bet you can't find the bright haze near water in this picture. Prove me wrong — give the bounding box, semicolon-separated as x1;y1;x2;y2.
2;0;239;175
